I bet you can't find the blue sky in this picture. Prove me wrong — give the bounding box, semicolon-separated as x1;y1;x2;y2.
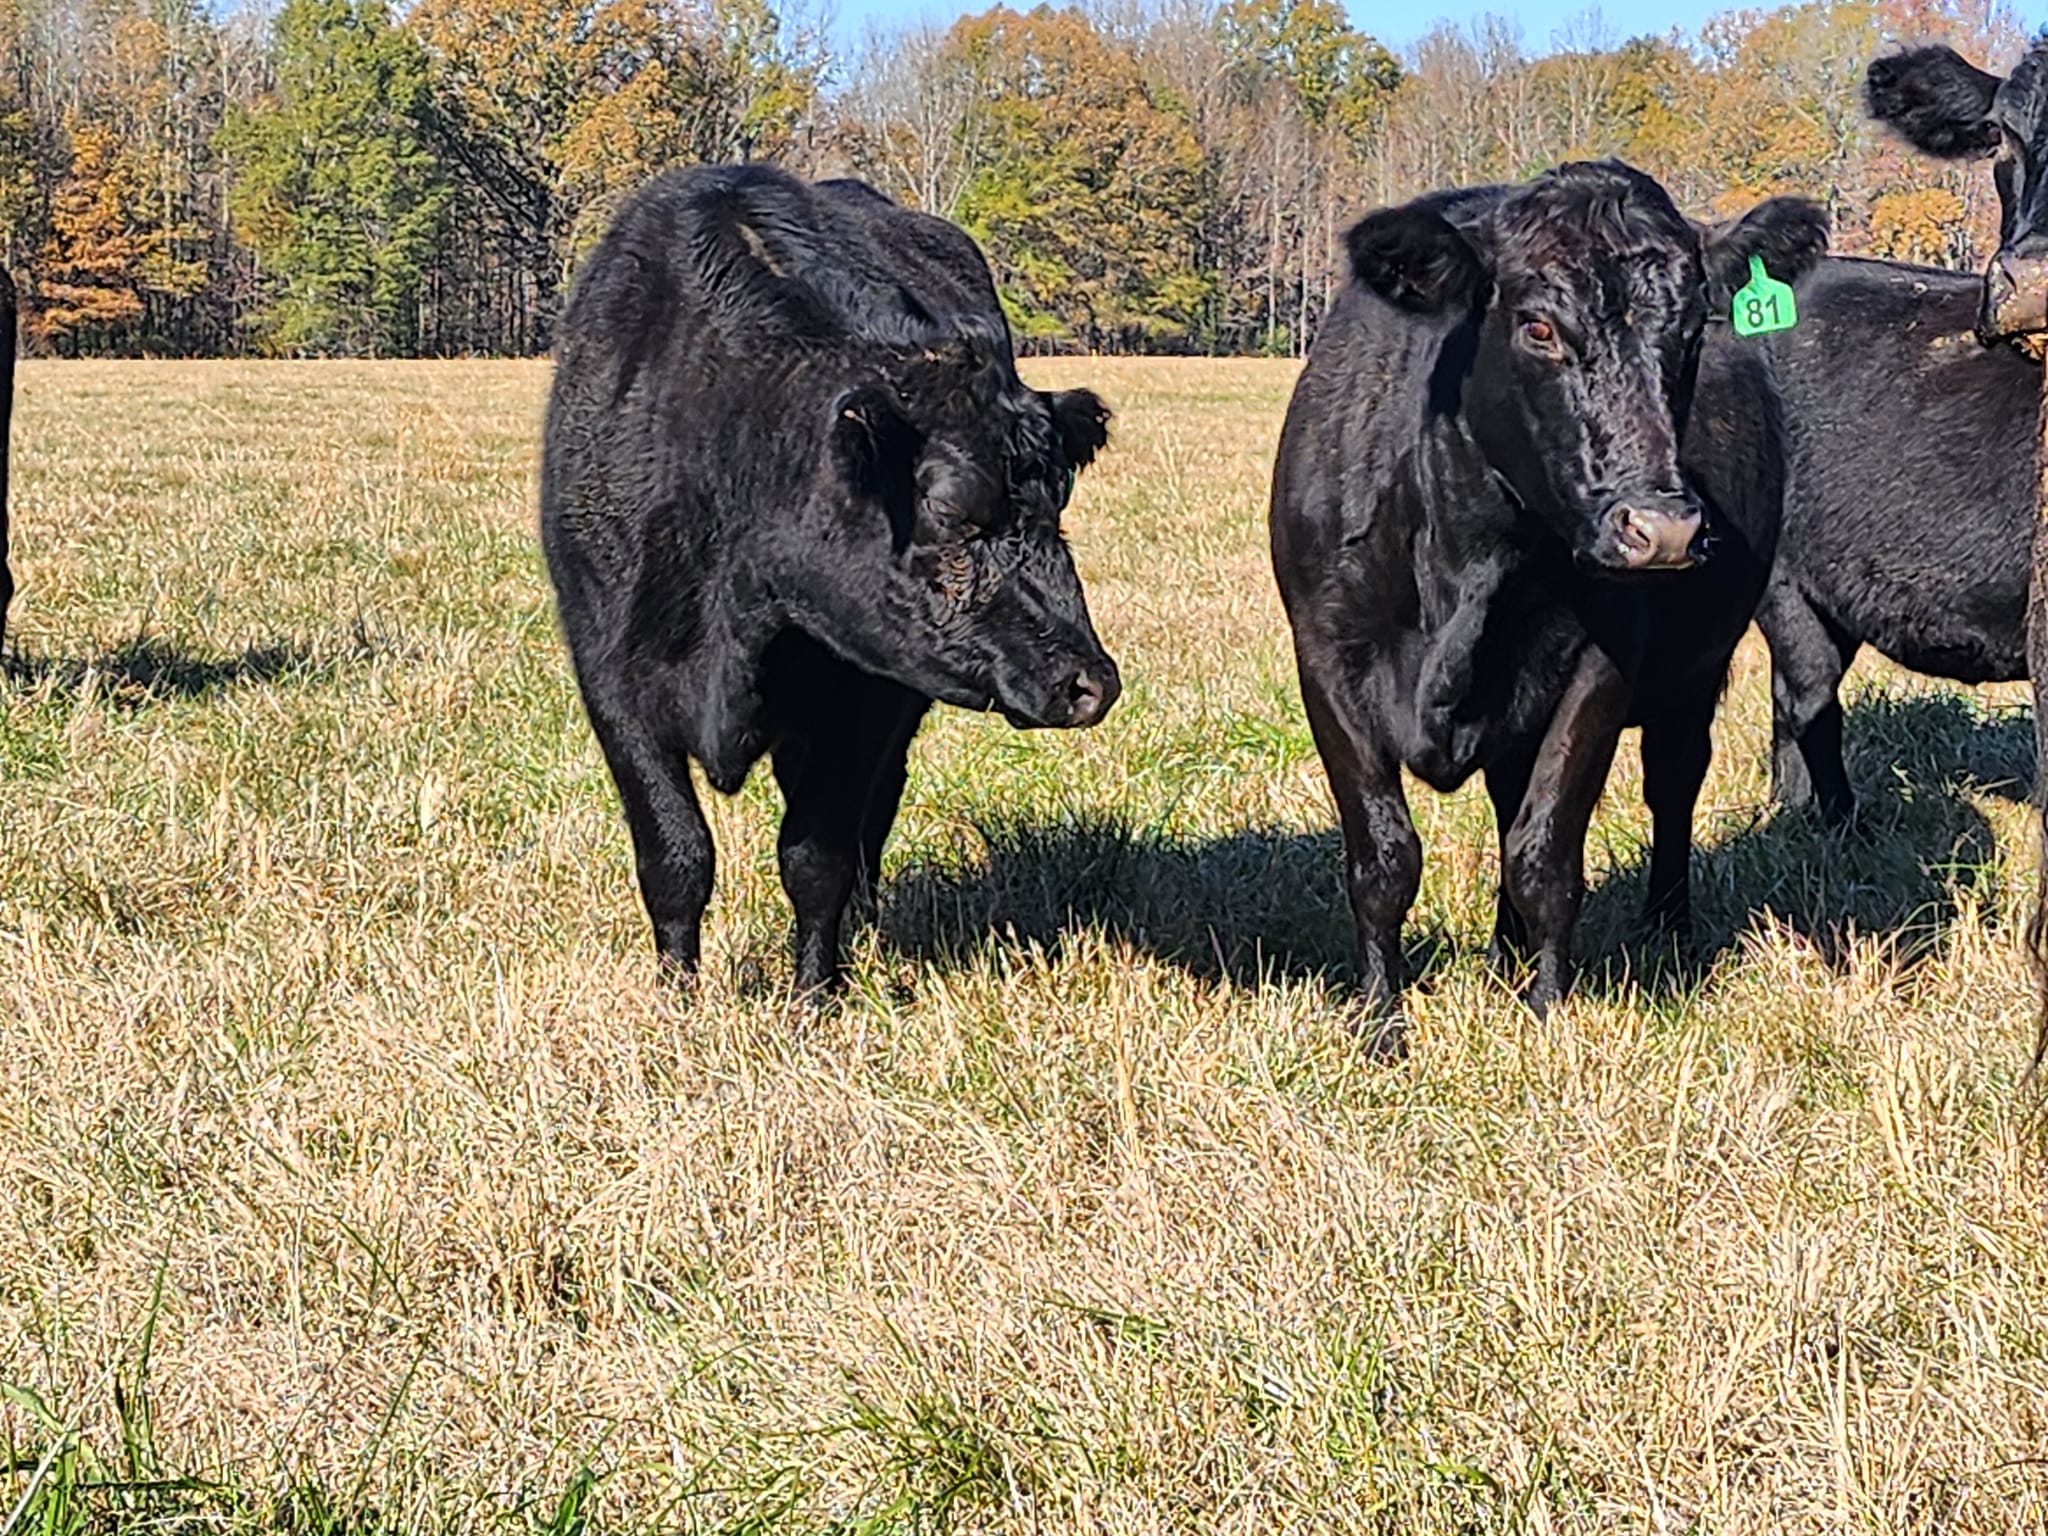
827;0;2048;62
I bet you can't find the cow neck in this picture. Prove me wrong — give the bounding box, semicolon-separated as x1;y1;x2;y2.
1399;430;1550;759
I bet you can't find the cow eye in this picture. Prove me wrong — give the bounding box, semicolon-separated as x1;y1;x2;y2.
1520;317;1560;354
926;494;999;535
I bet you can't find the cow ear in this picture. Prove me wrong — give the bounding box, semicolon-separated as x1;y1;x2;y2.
829;385;916;495
1702;196;1829;308
1346;204;1488;314
1865;46;2003;159
1047;388;1111;473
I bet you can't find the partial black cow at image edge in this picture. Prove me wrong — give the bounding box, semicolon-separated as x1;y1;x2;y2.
541;163;1120;996
1743;40;2048;839
1;265;14;652
1271;158;1826;1034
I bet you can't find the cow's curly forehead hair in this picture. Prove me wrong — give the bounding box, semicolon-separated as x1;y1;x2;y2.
1489;160;1698;280
882;332;1005;418
878;329;1060;461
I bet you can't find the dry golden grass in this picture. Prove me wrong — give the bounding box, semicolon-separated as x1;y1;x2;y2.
3;357;2047;1533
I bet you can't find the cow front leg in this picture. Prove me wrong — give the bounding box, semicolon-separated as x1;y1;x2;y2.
1501;647;1631;1017
1299;659;1422;1028
773;696;914;995
1640;688;1718;941
579;679;717;979
1756;579;1858;826
856;696;929;899
1485;740;1538;978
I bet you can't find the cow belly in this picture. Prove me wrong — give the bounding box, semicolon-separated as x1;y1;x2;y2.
1808;568;2029;684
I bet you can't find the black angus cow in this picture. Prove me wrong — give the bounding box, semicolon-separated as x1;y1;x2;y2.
1;265;13;650
543;164;1120;993
1753;260;2037;823
1859;39;2048;1062
1272;161;1825;1025
1742;44;2048;826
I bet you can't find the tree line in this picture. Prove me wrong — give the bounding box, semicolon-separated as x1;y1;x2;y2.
0;0;2024;358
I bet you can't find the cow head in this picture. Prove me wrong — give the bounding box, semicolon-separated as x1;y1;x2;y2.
807;333;1120;728
1865;42;2048;340
1346;162;1826;574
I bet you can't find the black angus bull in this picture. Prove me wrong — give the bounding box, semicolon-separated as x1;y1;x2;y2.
1272;161;1825;1026
2;266;13;649
543;164;1120;993
1742;45;2047;827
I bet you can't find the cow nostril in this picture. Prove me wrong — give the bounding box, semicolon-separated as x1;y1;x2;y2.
1067;667;1114;726
1613;505;1653;553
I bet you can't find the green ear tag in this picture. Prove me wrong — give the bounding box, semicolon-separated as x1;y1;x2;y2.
1731;254;1797;337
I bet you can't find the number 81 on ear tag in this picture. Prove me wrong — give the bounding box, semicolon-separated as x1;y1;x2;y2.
1731;254;1797;337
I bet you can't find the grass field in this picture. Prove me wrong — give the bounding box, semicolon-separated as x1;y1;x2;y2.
3;358;2047;1534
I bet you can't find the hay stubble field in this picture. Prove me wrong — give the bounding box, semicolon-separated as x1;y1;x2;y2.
3;358;2047;1532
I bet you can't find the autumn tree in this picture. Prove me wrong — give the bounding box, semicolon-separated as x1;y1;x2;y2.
406;0;824;351
941;6;1210;351
31;109;205;352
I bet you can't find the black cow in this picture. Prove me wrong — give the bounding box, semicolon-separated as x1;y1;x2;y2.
1;265;14;650
1754;259;2037;823
1859;39;2048;1062
542;164;1120;993
1744;43;2048;826
1272;161;1825;1026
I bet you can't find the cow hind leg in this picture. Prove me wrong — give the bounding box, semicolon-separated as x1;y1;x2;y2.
1757;582;1857;826
1502;648;1631;1018
581;681;717;980
1640;688;1718;941
1298;660;1421;1035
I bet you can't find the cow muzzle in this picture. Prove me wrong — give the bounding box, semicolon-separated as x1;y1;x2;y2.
1596;497;1704;572
1979;249;2048;342
996;652;1122;730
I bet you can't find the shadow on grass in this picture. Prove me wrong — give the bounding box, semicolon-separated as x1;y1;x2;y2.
881;690;2030;1000
3;633;352;705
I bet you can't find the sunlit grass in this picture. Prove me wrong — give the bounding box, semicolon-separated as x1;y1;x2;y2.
1;358;2045;1532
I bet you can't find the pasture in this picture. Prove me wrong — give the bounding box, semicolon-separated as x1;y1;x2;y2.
2;357;2046;1532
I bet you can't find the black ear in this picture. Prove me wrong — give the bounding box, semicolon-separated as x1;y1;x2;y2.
1346;204;1488;313
1702;197;1830;307
829;385;918;498
1865;46;2003;158
1047;388;1111;473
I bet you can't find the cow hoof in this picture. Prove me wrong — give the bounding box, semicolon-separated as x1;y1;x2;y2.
655;954;702;995
1344;1005;1409;1063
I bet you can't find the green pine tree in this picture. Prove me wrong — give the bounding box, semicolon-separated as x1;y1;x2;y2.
219;0;450;356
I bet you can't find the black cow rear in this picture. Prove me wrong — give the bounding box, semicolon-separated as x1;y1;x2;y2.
1272;162;1825;1029
543;165;1120;992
